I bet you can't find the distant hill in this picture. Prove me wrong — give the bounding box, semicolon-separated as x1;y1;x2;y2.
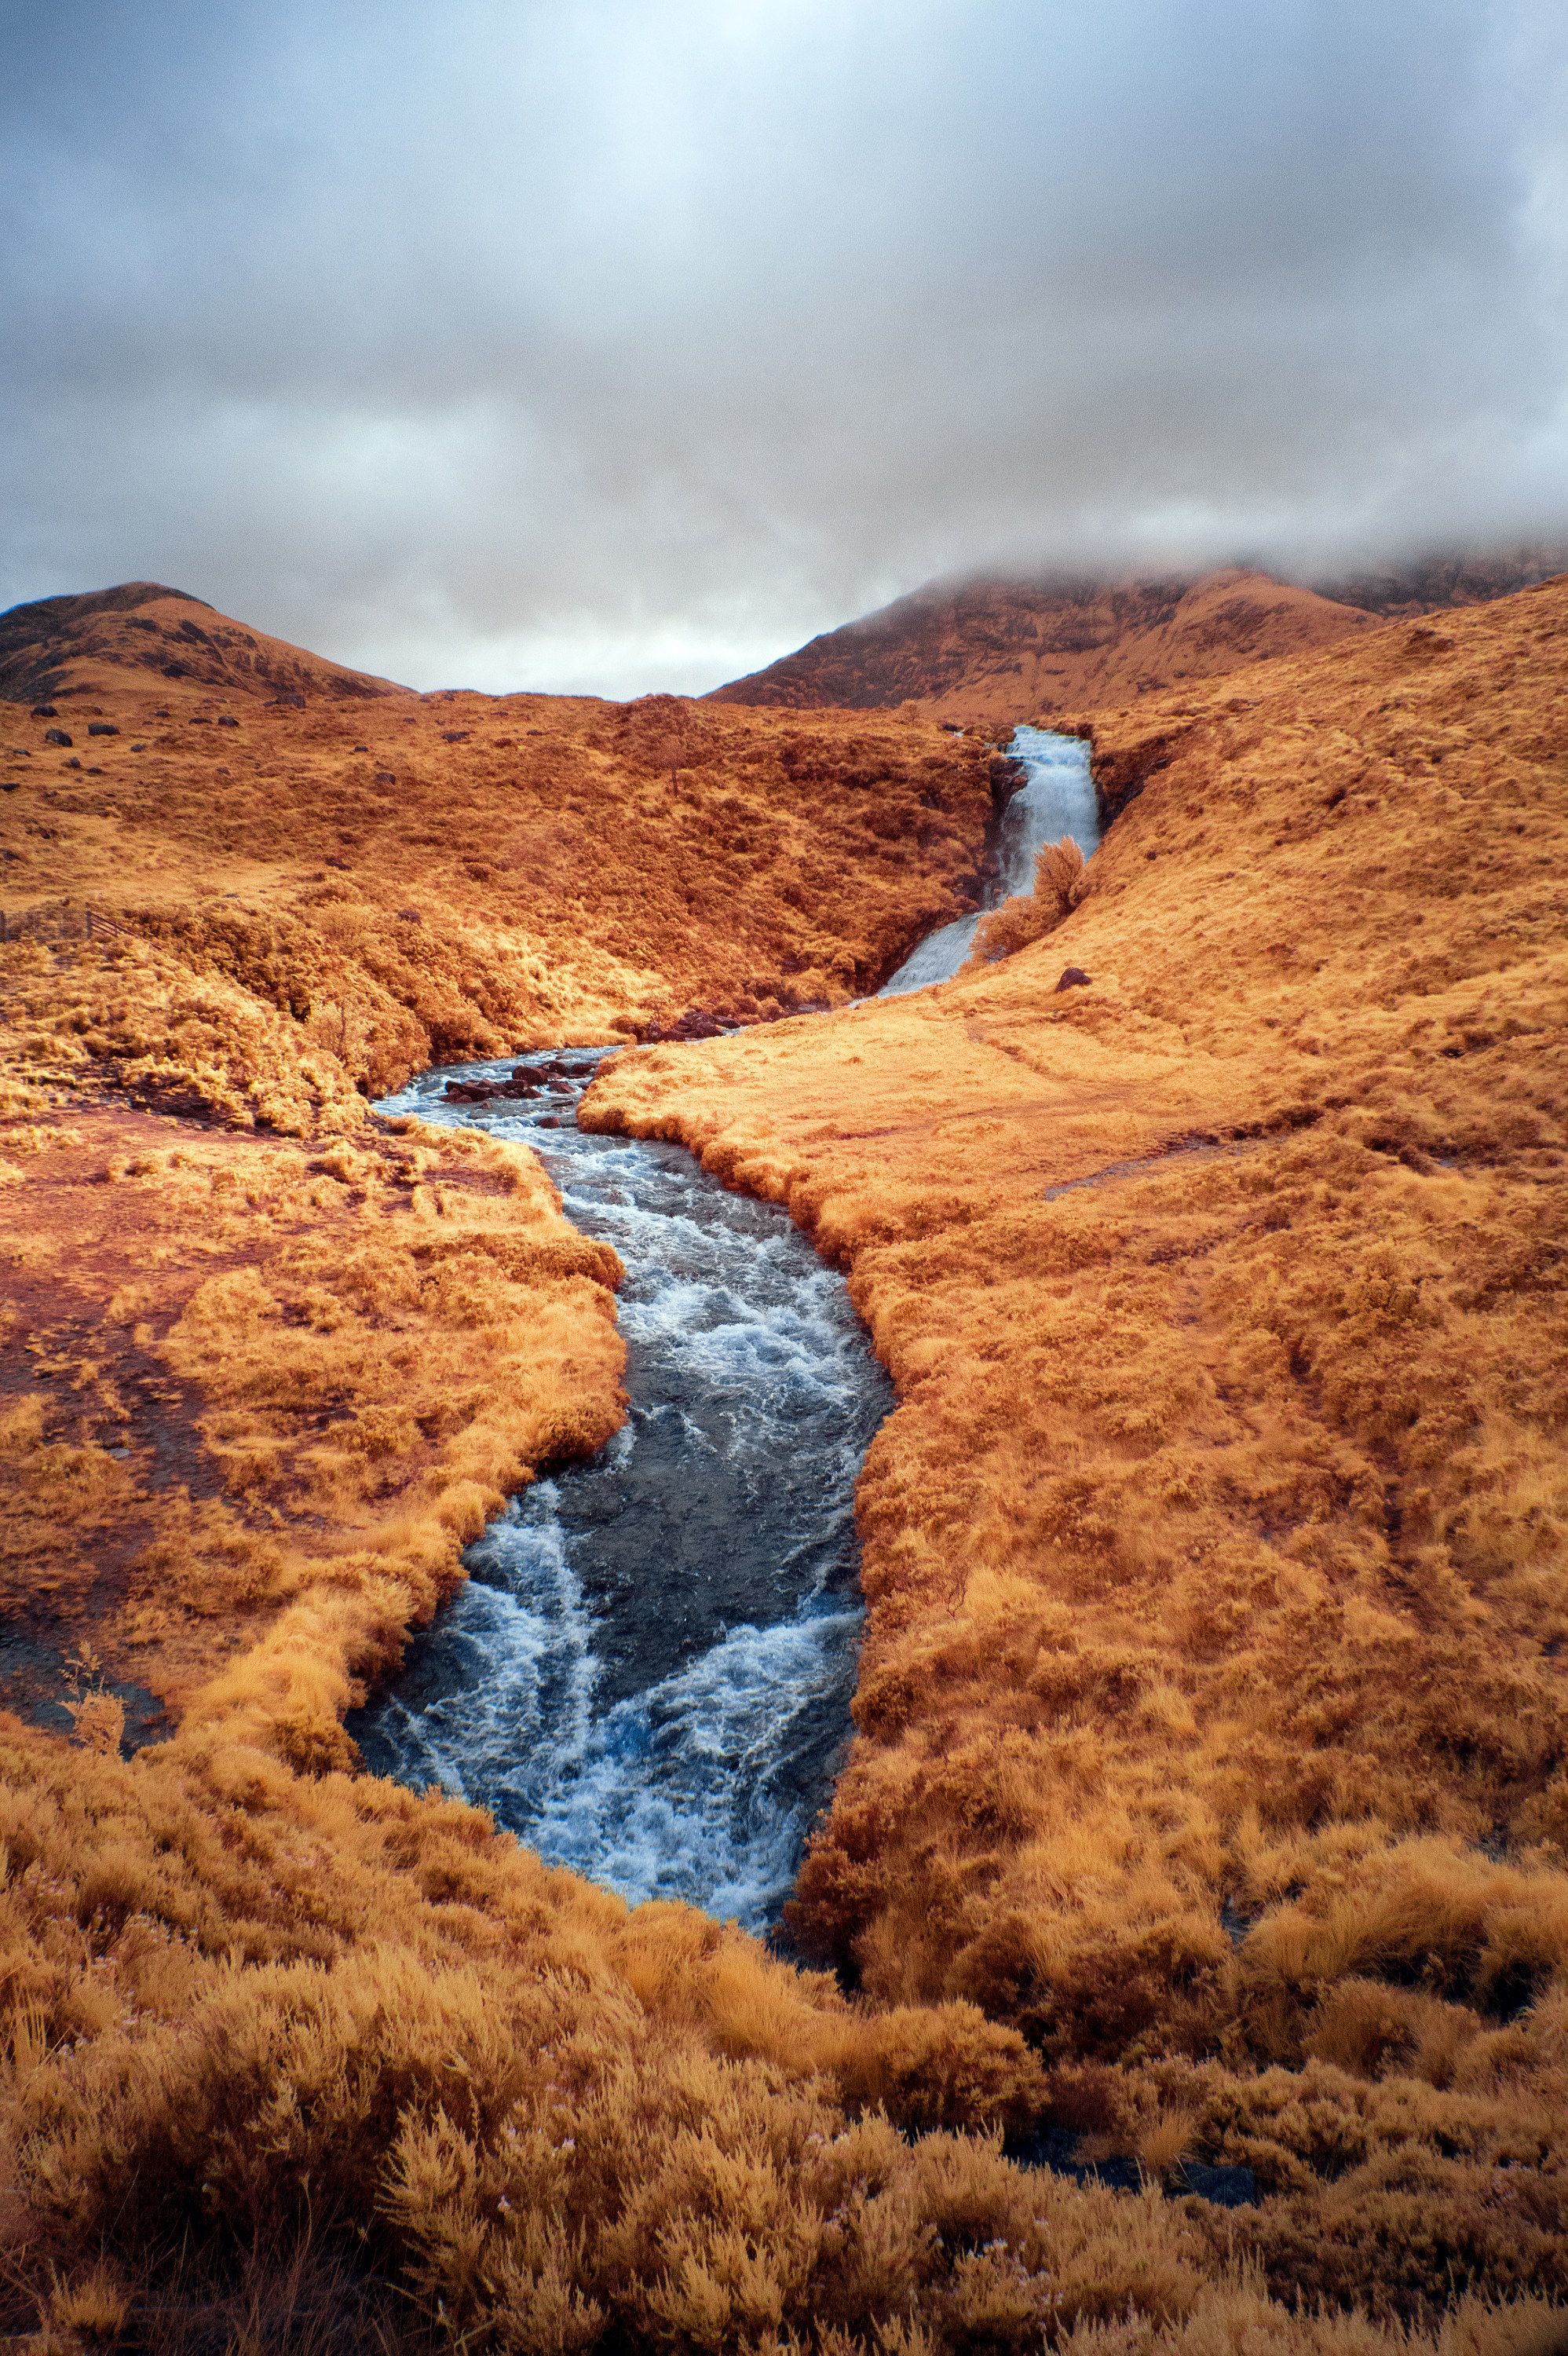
0;580;409;708
707;548;1568;720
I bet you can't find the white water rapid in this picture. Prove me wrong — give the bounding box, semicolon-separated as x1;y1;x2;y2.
353;725;1094;1930
877;725;1098;995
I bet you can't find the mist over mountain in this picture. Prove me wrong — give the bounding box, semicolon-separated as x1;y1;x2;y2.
708;547;1568;719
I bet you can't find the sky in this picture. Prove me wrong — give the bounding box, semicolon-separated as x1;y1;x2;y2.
2;0;1566;696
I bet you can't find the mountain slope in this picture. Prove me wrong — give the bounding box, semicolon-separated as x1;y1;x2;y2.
708;567;1378;720
710;548;1568;722
0;579;410;708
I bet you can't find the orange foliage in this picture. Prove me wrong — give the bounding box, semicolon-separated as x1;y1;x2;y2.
584;573;1568;2311
4;576;1568;2338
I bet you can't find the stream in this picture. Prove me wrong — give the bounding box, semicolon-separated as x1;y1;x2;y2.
352;728;1095;1928
877;725;1098;994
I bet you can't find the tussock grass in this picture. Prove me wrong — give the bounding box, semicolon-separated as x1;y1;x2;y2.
4;584;1568;2341
586;574;1568;2320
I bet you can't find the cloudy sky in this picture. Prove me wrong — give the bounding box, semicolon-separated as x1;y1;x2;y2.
3;0;1566;694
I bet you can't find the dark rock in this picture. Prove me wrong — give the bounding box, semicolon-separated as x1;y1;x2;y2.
64;757;81;770
217;715;239;728
43;729;71;747
547;1078;574;1095
190;715;211;725
538;1114;561;1129
1;780;20;794
1171;2160;1255;2208
30;705;57;718
87;721;119;737
1054;966;1091;992
443;1081;496;1104
396;907;422;924
645;1006;727;1044
375;770;396;785
325;858;349;870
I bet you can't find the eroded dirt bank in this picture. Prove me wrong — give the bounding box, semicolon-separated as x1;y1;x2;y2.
583;576;1568;2311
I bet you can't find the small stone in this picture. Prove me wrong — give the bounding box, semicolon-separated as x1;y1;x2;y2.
217;715;239;728
1054;966;1091;993
375;770;396;785
397;907;422;924
88;722;119;737
30;704;57;718
0;780;20;794
44;729;71;747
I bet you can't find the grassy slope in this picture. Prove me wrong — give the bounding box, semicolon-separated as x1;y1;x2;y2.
2;671;993;1118
585;578;1568;2313
0;587;1565;2343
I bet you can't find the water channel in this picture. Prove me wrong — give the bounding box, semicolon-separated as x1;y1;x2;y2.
351;729;1097;1928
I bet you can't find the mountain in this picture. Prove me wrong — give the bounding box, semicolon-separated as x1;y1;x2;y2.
0;579;410;708
707;568;1378;720
708;547;1568;721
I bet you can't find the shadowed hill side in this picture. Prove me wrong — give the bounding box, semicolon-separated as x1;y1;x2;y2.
708;568;1380;723
1310;541;1568;620
0;580;411;708
586;572;1568;2315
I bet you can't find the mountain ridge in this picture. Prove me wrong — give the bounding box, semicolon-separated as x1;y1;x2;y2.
707;547;1568;721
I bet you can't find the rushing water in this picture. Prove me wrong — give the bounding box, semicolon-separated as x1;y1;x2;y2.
353;727;1090;1925
877;725;1098;995
350;1051;892;1930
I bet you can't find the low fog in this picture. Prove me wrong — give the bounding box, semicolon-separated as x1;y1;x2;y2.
2;0;1565;693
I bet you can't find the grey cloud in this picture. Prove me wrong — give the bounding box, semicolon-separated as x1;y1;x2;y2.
2;0;1565;694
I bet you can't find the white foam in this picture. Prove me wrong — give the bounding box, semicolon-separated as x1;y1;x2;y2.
360;1060;889;1930
878;726;1097;995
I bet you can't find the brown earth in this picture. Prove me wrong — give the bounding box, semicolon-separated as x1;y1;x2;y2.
708;550;1568;726
2;576;1566;2346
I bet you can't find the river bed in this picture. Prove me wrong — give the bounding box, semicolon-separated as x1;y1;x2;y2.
353;727;1091;1927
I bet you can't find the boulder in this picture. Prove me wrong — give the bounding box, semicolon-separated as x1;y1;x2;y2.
1054;966;1092;992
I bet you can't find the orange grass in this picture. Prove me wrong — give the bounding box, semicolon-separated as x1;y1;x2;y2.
2;580;1566;2339
0;1095;625;1760
583;575;1568;2310
0;1721;1559;2352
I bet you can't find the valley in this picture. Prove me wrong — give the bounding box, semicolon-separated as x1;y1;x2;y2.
1;569;1565;2349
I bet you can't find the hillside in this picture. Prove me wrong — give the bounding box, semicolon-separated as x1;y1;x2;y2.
591;573;1568;2316
708;548;1568;723
708;568;1380;721
0;580;410;709
2;576;1566;2346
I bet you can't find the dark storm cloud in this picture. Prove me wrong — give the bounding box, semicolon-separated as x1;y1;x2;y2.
2;0;1564;692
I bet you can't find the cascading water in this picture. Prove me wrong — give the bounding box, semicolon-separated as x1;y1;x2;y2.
350;1055;892;1931
877;725;1098;996
353;724;1092;1929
